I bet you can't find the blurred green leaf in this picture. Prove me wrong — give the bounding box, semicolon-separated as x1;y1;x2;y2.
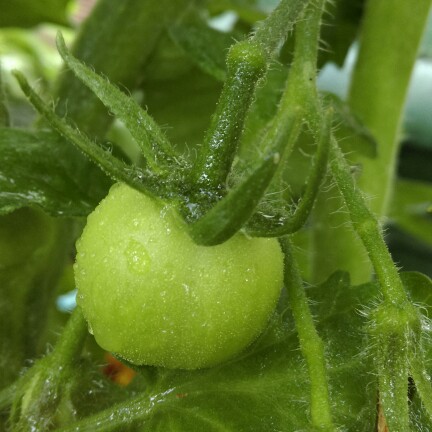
0;127;111;216
169;10;233;82
0;0;71;27
0;208;71;388
142;59;222;152
389;178;432;247
207;0;277;23
324;91;377;158
319;0;364;66
399;139;432;183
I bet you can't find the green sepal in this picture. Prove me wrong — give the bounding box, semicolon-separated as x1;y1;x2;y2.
246;110;331;237
14;70;169;200
56;32;182;174
189;152;280;245
192;40;267;192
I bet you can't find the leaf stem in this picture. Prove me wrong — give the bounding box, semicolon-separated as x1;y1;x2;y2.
329;139;408;306
280;237;334;431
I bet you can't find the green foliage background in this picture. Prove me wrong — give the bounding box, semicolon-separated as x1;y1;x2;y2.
0;0;431;430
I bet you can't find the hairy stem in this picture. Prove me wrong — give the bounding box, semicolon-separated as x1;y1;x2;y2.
329;138;407;305
281;237;334;431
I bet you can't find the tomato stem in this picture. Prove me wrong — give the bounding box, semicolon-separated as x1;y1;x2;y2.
281;237;335;431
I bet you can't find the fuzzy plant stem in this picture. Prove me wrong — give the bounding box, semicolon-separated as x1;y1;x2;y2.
52;306;88;363
9;307;88;430
329;139;407;305
281;237;335;431
329;138;423;430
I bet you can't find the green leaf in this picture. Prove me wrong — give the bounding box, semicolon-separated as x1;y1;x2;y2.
318;0;365;67
60;271;377;431
0;128;111;216
323;92;377;158
0;0;71;27
54;0;198;138
0;208;71;388
14;71;170;199
189;152;281;245
401;271;432;315
207;0;273;23
389;179;432;247
169;11;232;82
56;33;182;173
142;56;222;152
398;142;432;182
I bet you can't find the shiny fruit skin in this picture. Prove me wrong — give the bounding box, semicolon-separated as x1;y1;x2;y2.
75;183;284;369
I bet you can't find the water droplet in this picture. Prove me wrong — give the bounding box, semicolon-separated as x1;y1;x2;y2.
124;239;151;275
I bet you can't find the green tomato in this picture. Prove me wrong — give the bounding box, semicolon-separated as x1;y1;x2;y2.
74;183;284;369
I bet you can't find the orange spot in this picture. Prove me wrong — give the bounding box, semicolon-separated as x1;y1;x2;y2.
102;353;136;386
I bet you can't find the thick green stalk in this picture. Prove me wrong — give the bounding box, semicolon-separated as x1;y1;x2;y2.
281;238;334;431
54;0;194;136
349;0;431;218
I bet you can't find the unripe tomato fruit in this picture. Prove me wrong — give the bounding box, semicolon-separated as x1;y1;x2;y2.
74;183;284;369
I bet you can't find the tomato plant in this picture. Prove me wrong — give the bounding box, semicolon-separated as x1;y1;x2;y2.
1;0;432;431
